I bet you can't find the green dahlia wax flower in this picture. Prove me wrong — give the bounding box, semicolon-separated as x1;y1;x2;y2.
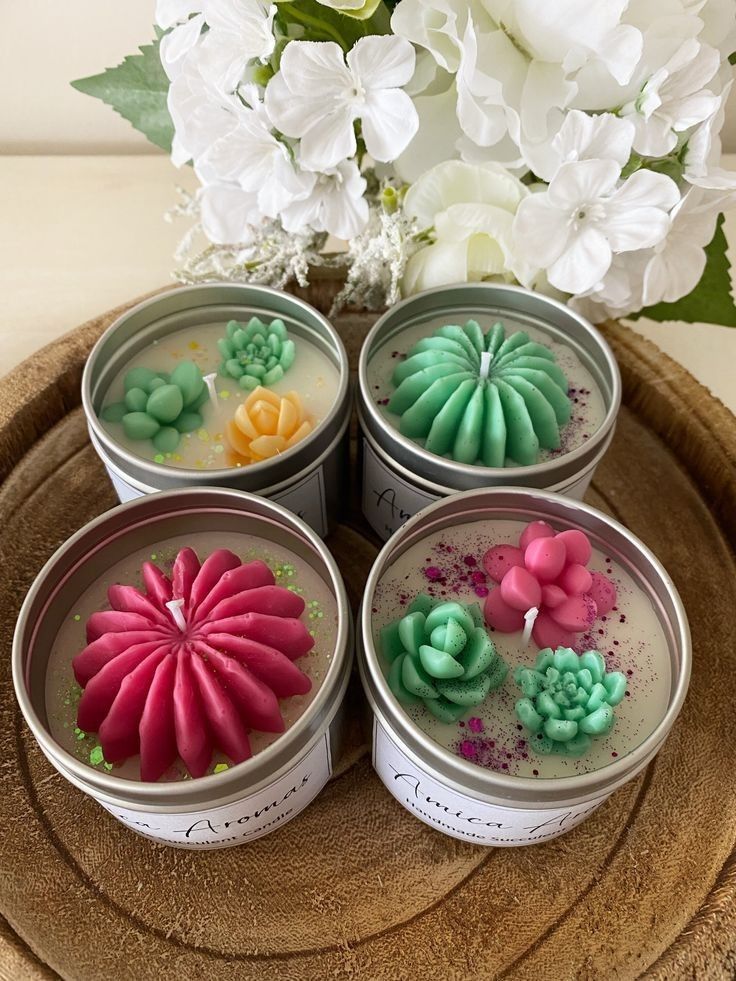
514;647;627;757
218;317;296;390
100;361;207;453
381;594;508;723
388;320;571;467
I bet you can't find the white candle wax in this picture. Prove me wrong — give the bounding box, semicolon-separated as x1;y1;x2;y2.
367;314;608;466
45;530;338;782
100;321;341;471
371;518;671;780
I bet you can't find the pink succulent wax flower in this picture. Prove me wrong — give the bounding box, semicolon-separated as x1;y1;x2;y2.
72;548;314;781
483;522;617;649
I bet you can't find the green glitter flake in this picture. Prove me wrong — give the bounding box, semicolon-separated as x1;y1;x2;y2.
74;727;86;741
72;613;81;622
154;453;165;464
150;553;158;561
89;745;112;770
213;763;229;774
220;390;231;399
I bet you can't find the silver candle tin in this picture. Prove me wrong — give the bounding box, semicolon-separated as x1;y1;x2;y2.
358;488;690;847
358;284;621;541
13;488;353;850
83;284;351;538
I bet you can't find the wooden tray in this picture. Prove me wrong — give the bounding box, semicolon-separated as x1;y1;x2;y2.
1;287;735;981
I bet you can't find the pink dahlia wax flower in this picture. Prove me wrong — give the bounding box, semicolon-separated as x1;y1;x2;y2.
483;521;617;650
73;548;314;781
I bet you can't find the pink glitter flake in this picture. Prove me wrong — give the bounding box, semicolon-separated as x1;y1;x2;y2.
425;566;443;581
468;717;484;733
460;740;478;760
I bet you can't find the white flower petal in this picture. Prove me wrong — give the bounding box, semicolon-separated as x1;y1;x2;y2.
404;160;526;227
393;82;463;183
298;104;357;170
160;14;205;79
513;194;571;268
199;183;259;244
362;88;419;162
547;159;620;210
347;35;416;89
547;225;612;294
404;240;473;294
277;41;352;97
156;0;201;29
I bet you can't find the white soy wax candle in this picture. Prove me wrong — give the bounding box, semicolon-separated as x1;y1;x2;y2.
358;489;690;847
83;285;351;537
14;489;353;849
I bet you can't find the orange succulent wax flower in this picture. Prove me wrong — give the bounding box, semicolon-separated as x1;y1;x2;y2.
226;386;314;464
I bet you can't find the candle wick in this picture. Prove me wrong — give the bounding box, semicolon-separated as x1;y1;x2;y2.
479;351;493;381
203;372;219;410
522;606;538;647
166;598;187;632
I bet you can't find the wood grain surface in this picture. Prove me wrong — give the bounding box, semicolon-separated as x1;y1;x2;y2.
0;287;735;980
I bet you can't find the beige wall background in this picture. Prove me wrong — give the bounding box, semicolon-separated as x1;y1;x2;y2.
1;0;735;154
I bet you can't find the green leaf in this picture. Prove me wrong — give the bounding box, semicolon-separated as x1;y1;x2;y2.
729;51;736;65
275;0;389;49
71;36;174;153
634;214;736;327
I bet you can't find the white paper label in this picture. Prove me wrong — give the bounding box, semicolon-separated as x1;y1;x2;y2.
103;460;328;537
271;465;328;538
97;734;332;849
372;719;608;846
362;440;440;541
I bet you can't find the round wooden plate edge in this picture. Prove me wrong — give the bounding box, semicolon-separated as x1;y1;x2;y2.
1;291;735;980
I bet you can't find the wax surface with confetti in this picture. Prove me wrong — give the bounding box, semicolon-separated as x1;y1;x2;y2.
368;315;607;467
371;519;671;779
46;531;338;781
100;322;340;470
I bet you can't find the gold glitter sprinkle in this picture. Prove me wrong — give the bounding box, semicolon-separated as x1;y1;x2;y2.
197;429;210;442
214;763;229;774
220;390;231;399
188;341;200;350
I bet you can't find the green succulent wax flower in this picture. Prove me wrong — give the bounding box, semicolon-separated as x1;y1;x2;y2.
381;594;508;723
388;320;572;467
514;647;627;757
218;317;296;391
100;360;207;452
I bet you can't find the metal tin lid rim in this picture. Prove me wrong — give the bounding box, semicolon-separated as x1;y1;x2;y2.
357;283;622;483
81;284;350;483
50;625;352;812
358;404;611;497
358;486;691;800
12;487;352;801
358;642;664;809
92;403;350;500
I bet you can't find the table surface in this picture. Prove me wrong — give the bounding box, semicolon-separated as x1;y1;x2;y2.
1;154;735;411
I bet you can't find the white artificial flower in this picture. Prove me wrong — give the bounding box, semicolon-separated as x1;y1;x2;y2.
641;186;723;305
523;110;635;183
514;159;680;294
199;183;260;244
159;13;205;80
280;161;369;240
390;0;493;73
265;37;418;171
621;39;721;156
455;21;513;150
156;0;201;29
309;0;382;19
167;54;236;165
394;75;464;183
196;0;277;93
684;81;736;193
570;251;648;321
402;160;532;294
194;86;313;219
484;0;643;85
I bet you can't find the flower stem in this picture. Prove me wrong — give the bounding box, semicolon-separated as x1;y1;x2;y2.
279;3;348;49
